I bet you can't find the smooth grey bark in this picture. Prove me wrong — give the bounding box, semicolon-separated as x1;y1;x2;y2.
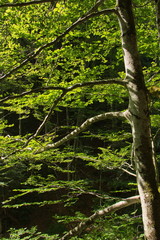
35;111;126;153
116;0;160;239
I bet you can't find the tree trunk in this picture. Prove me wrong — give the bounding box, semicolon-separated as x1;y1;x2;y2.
116;0;160;239
155;0;160;64
155;0;160;40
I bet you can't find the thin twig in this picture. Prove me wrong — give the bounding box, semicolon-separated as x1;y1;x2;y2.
120;167;136;177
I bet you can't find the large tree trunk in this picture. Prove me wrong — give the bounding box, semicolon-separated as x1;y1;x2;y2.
116;0;160;239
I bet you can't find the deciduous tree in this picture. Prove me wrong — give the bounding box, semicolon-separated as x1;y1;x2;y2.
0;0;160;239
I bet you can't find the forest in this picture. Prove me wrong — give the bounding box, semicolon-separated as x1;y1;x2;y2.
0;0;160;239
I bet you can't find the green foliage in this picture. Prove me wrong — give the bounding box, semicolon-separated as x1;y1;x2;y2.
151;115;160;128
81;145;131;170
68;213;144;240
0;0;160;238
1;213;143;240
2;179;89;208
55;211;88;224
1;226;58;240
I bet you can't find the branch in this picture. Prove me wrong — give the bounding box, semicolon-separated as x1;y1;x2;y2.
0;89;66;160
0;86;65;104
0;8;116;81
23;79;127;143
1;79;127;159
66;79;127;90
153;128;160;141
0;0;104;9
133;0;152;8
146;71;160;83
0;0;54;8
120;167;136;177
0;79;127;104
36;110;127;153
59;195;140;240
84;0;105;15
24;90;67;146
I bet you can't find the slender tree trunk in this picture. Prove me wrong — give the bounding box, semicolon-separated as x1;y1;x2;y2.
155;0;160;39
116;0;160;239
155;0;160;64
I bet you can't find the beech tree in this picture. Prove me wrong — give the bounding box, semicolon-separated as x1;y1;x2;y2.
117;1;160;239
0;0;160;239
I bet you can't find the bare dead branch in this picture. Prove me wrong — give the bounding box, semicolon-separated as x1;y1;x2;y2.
35;110;127;153
0;8;116;82
59;195;140;240
0;0;53;8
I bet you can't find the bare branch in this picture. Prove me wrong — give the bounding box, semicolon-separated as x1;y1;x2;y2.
36;110;127;153
0;0;54;8
120;167;136;177
59;195;140;240
0;8;116;82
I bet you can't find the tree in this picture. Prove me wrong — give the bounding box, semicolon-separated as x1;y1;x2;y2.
117;1;160;239
0;0;160;239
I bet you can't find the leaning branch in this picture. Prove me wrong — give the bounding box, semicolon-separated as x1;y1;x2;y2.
120;167;136;177
36;111;127;153
59;195;140;240
0;8;116;82
24;79;127;143
1;79;127;159
23;79;127;146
